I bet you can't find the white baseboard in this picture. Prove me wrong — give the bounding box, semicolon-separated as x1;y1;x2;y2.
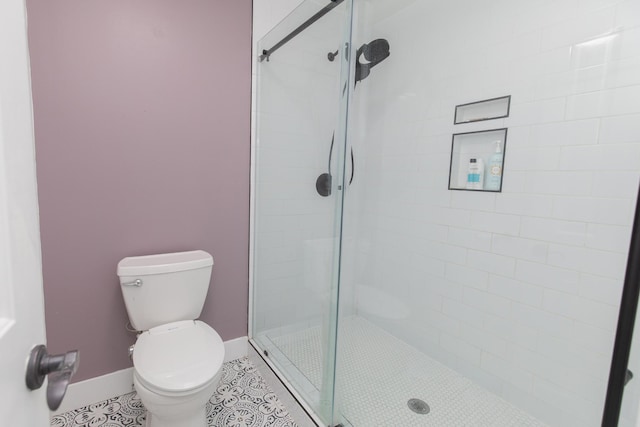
53;367;135;415
223;336;249;362
54;336;248;415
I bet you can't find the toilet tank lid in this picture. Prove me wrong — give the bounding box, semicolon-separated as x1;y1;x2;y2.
117;250;213;276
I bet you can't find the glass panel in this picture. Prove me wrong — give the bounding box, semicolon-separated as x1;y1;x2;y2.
251;0;353;424
334;1;640;426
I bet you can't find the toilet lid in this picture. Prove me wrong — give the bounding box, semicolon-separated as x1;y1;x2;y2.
133;320;225;393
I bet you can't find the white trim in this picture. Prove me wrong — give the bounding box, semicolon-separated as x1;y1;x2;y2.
53;367;135;415
54;336;249;415
248;0;258;340
248;71;255;339
223;336;249;362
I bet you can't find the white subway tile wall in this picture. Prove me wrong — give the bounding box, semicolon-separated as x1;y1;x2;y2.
252;0;348;332
343;0;640;426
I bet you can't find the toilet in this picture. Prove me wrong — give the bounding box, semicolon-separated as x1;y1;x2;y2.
117;250;225;427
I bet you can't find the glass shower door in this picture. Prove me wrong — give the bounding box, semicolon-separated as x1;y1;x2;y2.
251;0;353;424
333;0;640;426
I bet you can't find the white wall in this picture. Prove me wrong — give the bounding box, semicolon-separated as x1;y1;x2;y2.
347;1;640;426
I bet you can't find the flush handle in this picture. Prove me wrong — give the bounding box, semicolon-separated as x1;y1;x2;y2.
25;344;79;411
122;279;143;287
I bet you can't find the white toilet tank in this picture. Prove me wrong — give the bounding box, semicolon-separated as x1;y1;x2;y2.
117;250;214;331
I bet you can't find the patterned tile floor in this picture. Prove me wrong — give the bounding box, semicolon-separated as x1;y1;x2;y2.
265;316;549;427
51;357;298;427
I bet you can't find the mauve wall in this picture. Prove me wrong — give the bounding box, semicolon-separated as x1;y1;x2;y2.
26;0;252;382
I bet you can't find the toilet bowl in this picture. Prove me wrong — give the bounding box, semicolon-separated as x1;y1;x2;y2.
117;251;225;427
134;374;218;427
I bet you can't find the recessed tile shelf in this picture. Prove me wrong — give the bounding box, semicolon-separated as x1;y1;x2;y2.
449;128;507;192
454;95;511;124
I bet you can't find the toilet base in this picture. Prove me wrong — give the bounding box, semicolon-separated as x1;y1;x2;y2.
144;407;207;427
134;371;220;427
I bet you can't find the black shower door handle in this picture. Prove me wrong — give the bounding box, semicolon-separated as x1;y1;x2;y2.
349;148;354;185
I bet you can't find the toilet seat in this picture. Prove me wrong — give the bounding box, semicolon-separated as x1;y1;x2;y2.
133;320;225;394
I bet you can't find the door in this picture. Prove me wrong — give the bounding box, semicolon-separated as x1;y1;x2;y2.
0;0;50;425
250;0;354;424
333;1;640;426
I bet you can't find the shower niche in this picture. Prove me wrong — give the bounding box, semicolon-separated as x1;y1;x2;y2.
448;128;507;192
454;95;511;124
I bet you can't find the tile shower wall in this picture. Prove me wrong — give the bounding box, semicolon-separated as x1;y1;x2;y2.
252;1;301;333
252;0;348;331
346;1;640;426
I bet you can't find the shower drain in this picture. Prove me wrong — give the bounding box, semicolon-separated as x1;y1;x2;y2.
407;398;430;414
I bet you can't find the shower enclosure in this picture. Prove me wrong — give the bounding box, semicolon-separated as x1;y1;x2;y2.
251;0;640;425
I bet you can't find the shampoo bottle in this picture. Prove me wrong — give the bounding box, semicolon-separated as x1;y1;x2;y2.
485;141;503;191
466;158;484;190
